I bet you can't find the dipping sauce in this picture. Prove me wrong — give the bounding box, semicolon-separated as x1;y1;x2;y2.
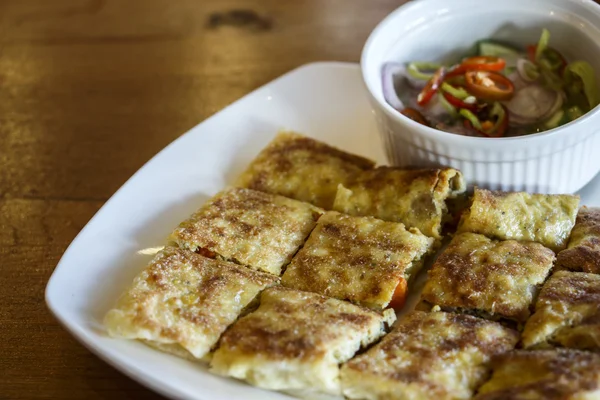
382;29;600;137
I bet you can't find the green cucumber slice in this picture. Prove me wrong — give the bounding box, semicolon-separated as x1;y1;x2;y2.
478;41;521;57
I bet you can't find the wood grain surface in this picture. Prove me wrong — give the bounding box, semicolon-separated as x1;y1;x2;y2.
0;1;403;398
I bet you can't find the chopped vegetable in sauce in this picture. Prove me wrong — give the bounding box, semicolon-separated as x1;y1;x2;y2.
381;29;600;137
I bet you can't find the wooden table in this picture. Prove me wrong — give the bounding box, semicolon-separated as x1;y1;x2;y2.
0;1;402;398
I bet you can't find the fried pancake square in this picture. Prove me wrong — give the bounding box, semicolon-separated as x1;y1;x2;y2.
210;286;395;398
341;311;518;400
457;188;579;252
521;271;600;350
235;131;375;209
421;232;555;323
333;167;466;239
557;207;600;274
104;247;279;360
281;212;434;310
169;187;322;275
475;349;600;400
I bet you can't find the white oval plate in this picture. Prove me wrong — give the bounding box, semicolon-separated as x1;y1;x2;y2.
45;62;600;400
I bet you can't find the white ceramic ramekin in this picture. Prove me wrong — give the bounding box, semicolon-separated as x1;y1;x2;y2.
362;0;600;194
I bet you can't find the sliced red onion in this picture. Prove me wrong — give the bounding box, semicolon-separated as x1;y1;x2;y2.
539;90;564;121
507;70;530;92
516;58;540;83
509;113;538;127
381;62;405;111
421;93;448;120
506;85;558;120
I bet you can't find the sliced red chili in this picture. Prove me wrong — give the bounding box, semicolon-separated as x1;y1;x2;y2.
401;108;429;125
446;56;506;78
463;56;506;70
417;67;445;106
465;71;514;101
446;66;467;79
442;91;479;112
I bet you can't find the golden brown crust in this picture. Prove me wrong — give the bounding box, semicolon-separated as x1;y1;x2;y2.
557;207;600;274
169;187;322;275
281;212;434;310
421;232;555;323
540;271;600;304
342;311;518;400
104;247;279;359
521;271;600;350
214;286;391;361
333;167;466;239
475;349;600;399
210;287;394;396
235;131;375;209
457;188;579;252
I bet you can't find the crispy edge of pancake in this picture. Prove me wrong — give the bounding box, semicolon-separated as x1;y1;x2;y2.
556;207;600;274
457;188;579;252
141;340;212;363
333;167;465;240
210;286;395;396
280;211;435;310
168;187;323;275
521;271;600;350
420;232;555;323
475;349;600;399
234;131;376;209
341;310;519;400
104;247;279;360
